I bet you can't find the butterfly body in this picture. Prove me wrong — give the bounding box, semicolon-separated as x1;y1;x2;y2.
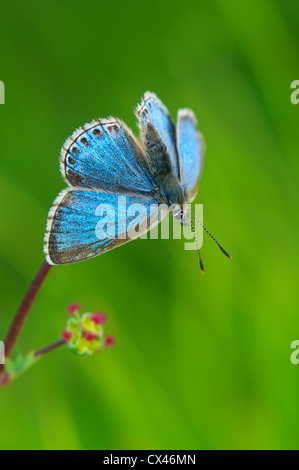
44;92;204;265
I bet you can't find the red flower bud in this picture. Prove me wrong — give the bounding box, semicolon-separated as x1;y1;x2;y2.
62;330;72;342
90;312;106;325
105;335;115;347
67;303;81;315
85;332;96;342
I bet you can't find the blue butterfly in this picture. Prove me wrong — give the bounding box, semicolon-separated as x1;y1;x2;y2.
44;92;230;271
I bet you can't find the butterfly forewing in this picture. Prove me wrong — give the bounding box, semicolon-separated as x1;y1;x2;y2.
60;118;156;196
177;109;204;202
136;92;180;178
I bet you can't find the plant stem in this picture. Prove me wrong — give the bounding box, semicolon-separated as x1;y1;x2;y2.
1;260;52;372
35;339;65;357
0;373;10;386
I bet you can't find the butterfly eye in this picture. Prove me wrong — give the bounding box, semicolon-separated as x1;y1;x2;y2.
93;128;103;137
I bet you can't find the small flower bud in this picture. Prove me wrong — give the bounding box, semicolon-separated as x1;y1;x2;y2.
85;332;96;342
105;335;115;347
62;330;72;342
90;312;106;325
67;303;81;315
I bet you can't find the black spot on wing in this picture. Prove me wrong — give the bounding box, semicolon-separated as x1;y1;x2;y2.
93;128;103;137
107;124;119;132
80;137;88;146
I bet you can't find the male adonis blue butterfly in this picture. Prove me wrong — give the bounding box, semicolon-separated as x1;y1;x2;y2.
44;92;231;272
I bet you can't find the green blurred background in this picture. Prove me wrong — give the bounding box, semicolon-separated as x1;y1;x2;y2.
0;0;298;450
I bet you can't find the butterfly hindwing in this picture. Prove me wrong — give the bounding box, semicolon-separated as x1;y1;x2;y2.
60;118;156;196
44;189;167;265
177;109;204;202
136;92;180;177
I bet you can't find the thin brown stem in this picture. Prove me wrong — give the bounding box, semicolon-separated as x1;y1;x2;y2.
35;339;65;358
0;260;52;374
0;373;10;386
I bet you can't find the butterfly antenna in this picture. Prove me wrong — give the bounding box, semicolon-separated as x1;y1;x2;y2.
190;213;232;259
189;220;205;274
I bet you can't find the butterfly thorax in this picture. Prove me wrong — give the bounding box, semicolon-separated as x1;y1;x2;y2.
160;173;185;206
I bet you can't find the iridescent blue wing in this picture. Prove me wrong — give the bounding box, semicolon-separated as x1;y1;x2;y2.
44;189;167;265
177;109;204;202
135;92;180;177
60;118;156;196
